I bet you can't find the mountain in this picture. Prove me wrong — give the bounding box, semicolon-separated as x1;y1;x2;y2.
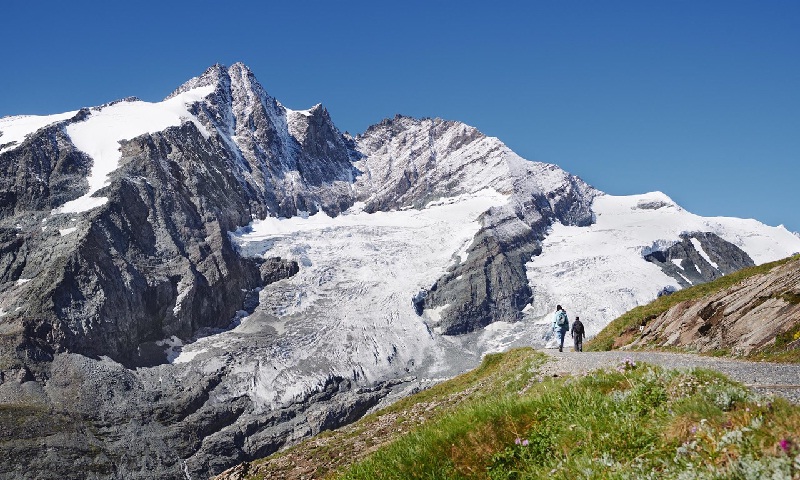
1;62;799;479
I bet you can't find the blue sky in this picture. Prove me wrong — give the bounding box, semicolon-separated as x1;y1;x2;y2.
2;1;798;233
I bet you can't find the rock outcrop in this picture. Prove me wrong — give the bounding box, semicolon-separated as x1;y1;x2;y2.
644;232;755;288
628;256;800;355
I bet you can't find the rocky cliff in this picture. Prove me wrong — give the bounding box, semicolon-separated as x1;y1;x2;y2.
627;256;800;355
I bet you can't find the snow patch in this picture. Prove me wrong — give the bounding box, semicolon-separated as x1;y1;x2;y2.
54;85;215;215
425;304;450;325
173;348;206;364
59;227;77;236
0;111;78;154
690;237;718;268
156;336;185;363
237;189;508;240
55;197;108;215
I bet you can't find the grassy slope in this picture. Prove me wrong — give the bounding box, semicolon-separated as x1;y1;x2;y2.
226;348;800;480
224;348;547;479
585;254;800;362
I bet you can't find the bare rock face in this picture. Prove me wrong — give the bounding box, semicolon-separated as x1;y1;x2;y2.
1;122;265;366
644;232;755;287
177;63;359;218
0;111;92;217
629;257;800;355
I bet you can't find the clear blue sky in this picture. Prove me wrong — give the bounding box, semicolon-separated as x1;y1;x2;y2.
2;1;798;233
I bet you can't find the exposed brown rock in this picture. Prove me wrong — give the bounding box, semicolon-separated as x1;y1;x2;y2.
628;258;800;355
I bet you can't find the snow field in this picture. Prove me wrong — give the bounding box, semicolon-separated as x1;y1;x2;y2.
0;111;78;154
525;192;800;339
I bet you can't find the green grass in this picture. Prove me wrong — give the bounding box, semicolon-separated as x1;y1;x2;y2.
336;353;800;480
585;254;800;353
233;348;549;479
749;321;800;363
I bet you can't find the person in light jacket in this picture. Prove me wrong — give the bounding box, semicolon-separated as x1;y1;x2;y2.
553;305;569;352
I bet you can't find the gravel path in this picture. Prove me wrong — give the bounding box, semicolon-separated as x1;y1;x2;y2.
537;349;800;404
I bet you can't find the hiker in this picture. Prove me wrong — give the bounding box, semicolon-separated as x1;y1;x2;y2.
571;316;585;352
553;305;569;352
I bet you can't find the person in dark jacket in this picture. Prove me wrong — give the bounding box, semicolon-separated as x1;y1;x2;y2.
571;316;585;352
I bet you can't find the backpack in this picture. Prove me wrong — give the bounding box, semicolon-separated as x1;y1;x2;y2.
556;310;567;326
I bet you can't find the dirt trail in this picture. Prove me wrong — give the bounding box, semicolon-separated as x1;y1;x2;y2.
538;349;800;403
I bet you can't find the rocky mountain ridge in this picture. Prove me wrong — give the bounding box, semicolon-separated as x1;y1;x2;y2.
1;62;799;479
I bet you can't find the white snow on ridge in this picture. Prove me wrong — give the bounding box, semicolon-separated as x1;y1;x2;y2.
0;111;78;154
237;189;509;240
54;85;215;214
525;192;800;338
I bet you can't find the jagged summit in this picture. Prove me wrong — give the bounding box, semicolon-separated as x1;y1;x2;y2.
166;62;260;99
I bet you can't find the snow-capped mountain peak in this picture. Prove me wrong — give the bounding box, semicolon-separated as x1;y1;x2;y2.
2;62;800;478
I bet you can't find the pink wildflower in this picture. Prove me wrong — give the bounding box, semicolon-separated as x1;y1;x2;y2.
779;439;792;453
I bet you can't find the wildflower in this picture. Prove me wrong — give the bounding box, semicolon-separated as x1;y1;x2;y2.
522;439;529;447
619;357;637;371
779;439;792;453
515;437;522;445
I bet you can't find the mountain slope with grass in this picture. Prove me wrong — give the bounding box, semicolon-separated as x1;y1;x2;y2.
216;348;800;480
588;254;800;361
